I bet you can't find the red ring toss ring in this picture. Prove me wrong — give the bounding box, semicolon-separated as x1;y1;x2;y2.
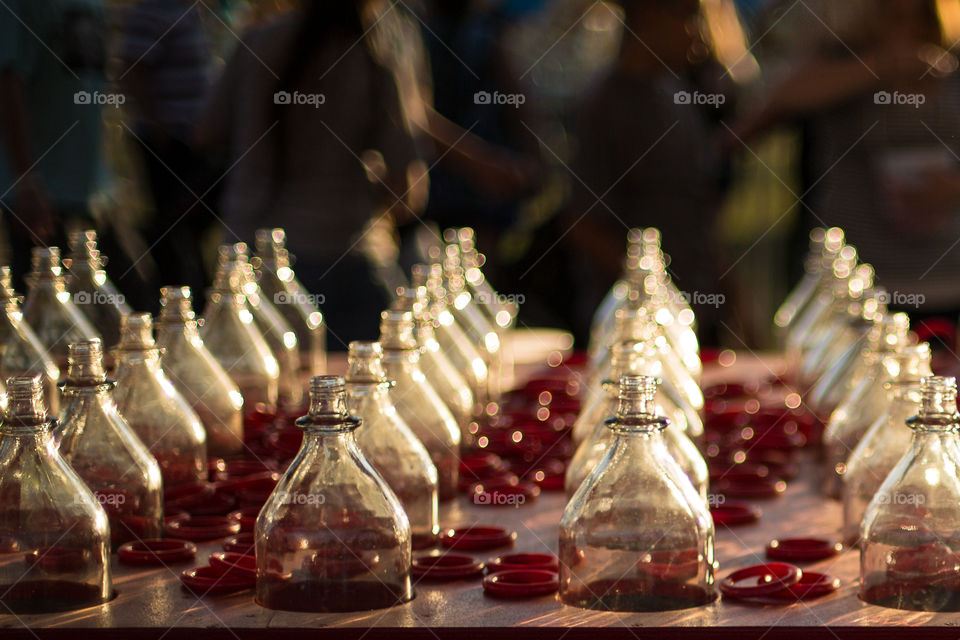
441;526;517;551
720;562;802;599
482;569;559;598
487;553;559;573
766;538;843;562
117;539;197;566
164;515;241;542
412;552;485;580
710;502;761;527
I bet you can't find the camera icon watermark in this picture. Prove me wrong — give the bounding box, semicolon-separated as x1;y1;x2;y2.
274;291;325;306
273;91;326;108
474;90;526;108
74;91;126;107
474;291;525;306
674;90;726;108
876;290;925;309
73;290;126;306
874;90;925;108
276;491;326;505
473;488;526;507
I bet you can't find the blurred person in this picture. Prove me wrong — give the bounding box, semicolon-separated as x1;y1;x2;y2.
0;0;108;290
118;0;216;313
196;0;424;348
564;0;732;345
733;0;960;364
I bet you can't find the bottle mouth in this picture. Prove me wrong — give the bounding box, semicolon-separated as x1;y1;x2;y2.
297;375;362;431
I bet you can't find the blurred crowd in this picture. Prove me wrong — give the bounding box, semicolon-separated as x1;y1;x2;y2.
3;0;960;351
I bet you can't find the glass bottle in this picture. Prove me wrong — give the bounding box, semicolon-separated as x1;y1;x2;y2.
780;227;847;348
379;310;461;501
64;230;131;350
56;340;163;547
345;341;439;549
567;342;708;499
774;227;838;340
156;286;244;457
0;266;60;413
416;263;489;405
559;374;716;611
256;375;413;612
822;313;912;498
0;375;111;613
393;285;475;428
113;313;207;489
860;376;960;611
254;228;327;376
441;257;504;399
842;343;933;545
217;243;302;408
449;227;518;330
588;306;703;441
201;263;279;413
22;246;99;370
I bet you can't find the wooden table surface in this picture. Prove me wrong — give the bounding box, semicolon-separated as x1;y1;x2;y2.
4;352;959;638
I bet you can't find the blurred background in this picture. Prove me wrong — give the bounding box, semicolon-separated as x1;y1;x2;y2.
3;0;960;352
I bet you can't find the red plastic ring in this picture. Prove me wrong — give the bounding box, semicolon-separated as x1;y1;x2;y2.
636;548;701;581
209;552;257;578
412;553;485;579
23;546;89;572
227;506;261;533
768;571;840;600
720;563;802;599
117;539;197;566
712;477;786;499
766;538;843;562
164;515;241;542
180;565;255;594
482;569;559;598
441;525;517;551
488;553;559;573
223;532;256;555
711;502;761;527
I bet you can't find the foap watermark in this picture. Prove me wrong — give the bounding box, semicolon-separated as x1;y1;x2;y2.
673;290;726;308
707;493;726;507
75;491;127;508
876;290;925;308
674;90;725;108
274;291;325;306
474;90;526;108
74;90;125;107
74;291;126;306
874;90;925;108
274;90;326;108
276;491;326;506
474;291;525;306
875;492;925;506
473;488;526;507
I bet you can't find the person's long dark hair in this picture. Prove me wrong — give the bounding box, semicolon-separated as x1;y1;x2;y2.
267;0;366;208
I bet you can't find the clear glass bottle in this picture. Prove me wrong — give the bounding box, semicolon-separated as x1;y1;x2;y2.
393;285;475;428
0;266;60;413
345;341;439;549
217;243;302;408
22;247;99;370
774;227;838;340
416;264;489;405
64;230;131;350
254;228;327;377
113;313;207;489
559;374;716;611
779;227;847;349
842;343;932;545
567;342;708;499
55;340;163;547
156;286;244;457
822;313;912;498
441;257;504;399
860;376;960;611
379;310;461;501
256;375;413;612
201;265;279;413
0;375;111;613
588;306;703;441
449;227;518;330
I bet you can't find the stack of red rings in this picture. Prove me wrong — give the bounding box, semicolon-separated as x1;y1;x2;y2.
720;563;840;603
180;552;257;595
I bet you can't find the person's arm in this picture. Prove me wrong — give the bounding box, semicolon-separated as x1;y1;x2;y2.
0;70;55;240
